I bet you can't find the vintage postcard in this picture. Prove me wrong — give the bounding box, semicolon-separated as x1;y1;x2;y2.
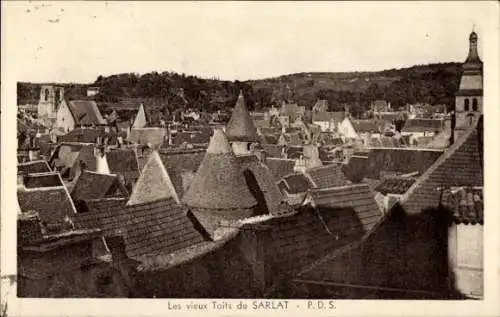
1;1;499;316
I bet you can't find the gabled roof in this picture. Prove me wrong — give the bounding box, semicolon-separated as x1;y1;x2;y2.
71;171;127;202
67;100;106;125
18;160;51;175
265;157;295;181
182;130;257;209
17;186;76;226
345;147;444;180
225;91;261;143
59;127;116;144
49;142;88;173
23;172;64;188
441;187;483;225
305;163;349;189
242;185;381;279
399;116;483;215
128;151;179;206
73;198;205;260
106;148;141;184
237;155;284;215
351;120;381;134
293;119;484;293
280;174;314;194
158;149;206;199
402;119;445;133
307;184;383;232
312;99;329;112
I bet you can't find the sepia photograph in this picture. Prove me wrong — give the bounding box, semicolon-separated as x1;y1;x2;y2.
1;1;499;316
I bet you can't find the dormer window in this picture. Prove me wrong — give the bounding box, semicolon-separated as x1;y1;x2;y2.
472;98;478;111
464;99;470;111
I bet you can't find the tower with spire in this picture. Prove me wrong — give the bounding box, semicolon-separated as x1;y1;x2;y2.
454;28;483;140
182;129;257;239
225;91;261;156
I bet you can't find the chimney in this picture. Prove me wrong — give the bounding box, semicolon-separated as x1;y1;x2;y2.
255;149;268;164
293;155;307;173
94;145;110;174
303;144;322;169
17;174;24;187
28;149;40;161
281;146;287;159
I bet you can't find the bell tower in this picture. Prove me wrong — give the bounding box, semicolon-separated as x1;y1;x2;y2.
37;85;64;119
454;28;483;141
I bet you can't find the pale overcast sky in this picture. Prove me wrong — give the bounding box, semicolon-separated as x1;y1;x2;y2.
2;1;497;83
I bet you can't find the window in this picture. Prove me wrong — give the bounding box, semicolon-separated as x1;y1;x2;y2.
44;89;49;102
464;99;470;111
472;98;478;111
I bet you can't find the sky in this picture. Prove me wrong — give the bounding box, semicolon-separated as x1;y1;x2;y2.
2;1;498;83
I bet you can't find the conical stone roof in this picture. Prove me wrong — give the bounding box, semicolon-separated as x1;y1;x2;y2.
225;91;261;143
182;129;257;209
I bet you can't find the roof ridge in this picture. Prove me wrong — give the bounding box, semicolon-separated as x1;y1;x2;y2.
399;118;481;205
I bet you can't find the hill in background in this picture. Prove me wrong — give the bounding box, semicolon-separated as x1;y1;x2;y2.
18;62;462;118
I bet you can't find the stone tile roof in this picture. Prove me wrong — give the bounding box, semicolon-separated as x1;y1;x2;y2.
402;119;445;133
400;117;483;215
71;171;127;202
73;198;205;260
18;160;51;175
67;100;105;125
106;148;140;184
346;148;444;180
49;142;87;174
261;145;284;158
237;155;284;215
128;151;180;206
225;91;261;143
182;130;257;209
244;185;382;278
158;149;206;199
305;164;349;189
17;186;76;226
374;177;417;195
264;158;295;182
280;174;314;194
58;127;115;144
308;184;383;232
441;187;483;225
23;172;63;188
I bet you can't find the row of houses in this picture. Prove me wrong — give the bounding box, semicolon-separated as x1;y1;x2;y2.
16;29;484;299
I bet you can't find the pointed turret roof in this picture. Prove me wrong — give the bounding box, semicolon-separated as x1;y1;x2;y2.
182;129;257;209
463;29;482;71
225;91;261;143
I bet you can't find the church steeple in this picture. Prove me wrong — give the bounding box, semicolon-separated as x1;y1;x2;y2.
464;27;482;71
454;28;483;141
